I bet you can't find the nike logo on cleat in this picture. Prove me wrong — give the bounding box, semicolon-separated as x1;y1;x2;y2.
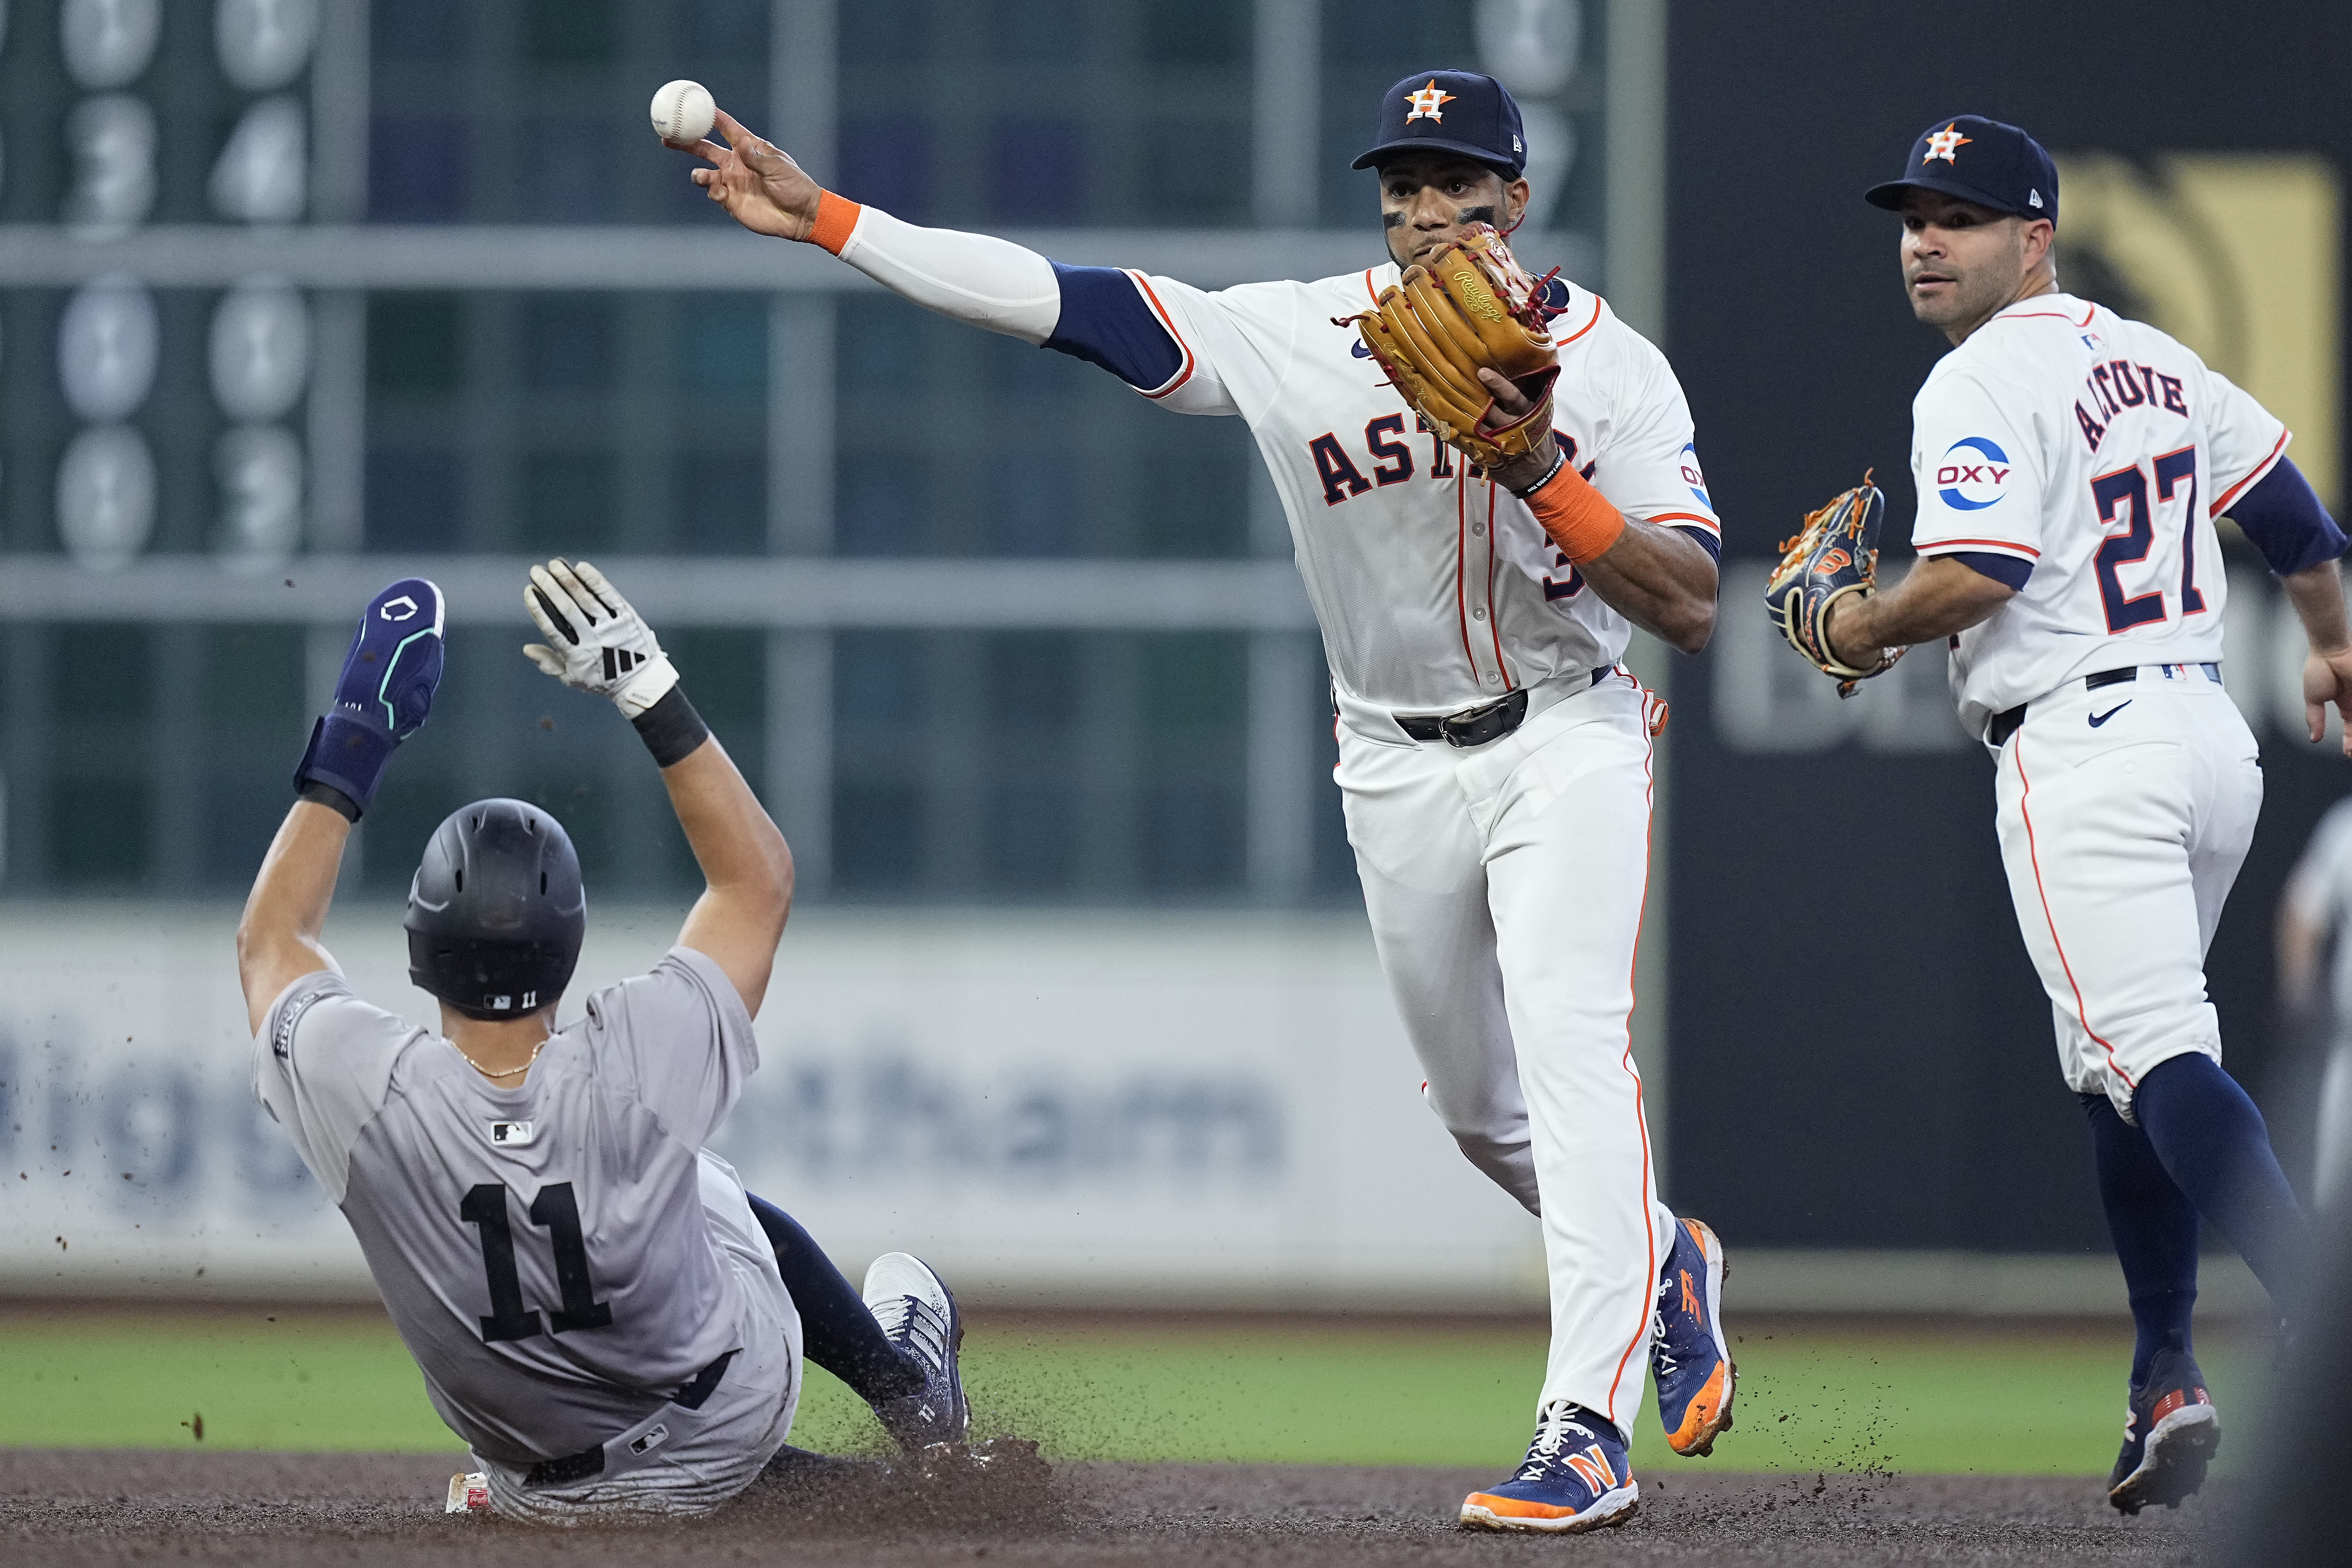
2089;702;2131;727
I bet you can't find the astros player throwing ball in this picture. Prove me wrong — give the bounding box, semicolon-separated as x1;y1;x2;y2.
677;69;1733;1531
1770;115;2352;1512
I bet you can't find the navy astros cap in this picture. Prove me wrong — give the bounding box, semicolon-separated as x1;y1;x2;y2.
1865;115;2058;224
1353;70;1526;178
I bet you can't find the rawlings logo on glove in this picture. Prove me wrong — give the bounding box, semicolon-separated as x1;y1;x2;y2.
1342;224;1560;470
1763;473;1905;699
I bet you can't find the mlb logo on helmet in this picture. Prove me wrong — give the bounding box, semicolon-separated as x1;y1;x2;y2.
1864;114;2058;225
1353;69;1528;179
1937;437;2011;511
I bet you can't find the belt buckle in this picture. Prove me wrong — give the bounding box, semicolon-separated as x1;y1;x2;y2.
1437;700;1489;748
1438;688;1525;748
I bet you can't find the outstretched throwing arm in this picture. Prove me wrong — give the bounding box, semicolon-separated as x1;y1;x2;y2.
674;109;1200;400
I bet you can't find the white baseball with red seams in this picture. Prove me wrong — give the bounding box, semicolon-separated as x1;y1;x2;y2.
1905;293;2290;1116
650;80;716;146
814;202;1719;1435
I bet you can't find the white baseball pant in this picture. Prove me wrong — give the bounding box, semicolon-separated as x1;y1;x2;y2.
1336;668;1675;1438
1993;663;2261;1121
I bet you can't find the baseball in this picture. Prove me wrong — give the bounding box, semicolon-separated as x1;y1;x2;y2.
650;79;715;145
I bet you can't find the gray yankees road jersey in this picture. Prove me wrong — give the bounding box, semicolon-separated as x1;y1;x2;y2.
254;947;786;1469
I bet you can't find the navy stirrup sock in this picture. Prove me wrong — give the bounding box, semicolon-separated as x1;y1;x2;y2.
2083;1093;2199;1387
744;1194;924;1403
2131;1054;2312;1313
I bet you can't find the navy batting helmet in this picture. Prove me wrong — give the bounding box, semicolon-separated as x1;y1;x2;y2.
405;799;586;1021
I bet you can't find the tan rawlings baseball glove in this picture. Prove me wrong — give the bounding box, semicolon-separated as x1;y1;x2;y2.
1763;472;1905;699
1344;224;1560;469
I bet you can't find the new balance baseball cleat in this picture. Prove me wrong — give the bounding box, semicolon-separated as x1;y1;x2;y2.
2107;1346;2220;1514
1652;1216;1736;1456
1459;1401;1639;1534
863;1252;969;1451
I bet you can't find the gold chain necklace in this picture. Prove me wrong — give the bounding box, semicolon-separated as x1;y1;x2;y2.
453;1038;546;1081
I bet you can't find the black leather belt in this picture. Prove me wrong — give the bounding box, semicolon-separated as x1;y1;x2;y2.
1984;663;2219;748
522;1347;738;1488
1395;668;1611;748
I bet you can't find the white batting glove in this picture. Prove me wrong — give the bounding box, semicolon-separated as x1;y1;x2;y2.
522;559;682;718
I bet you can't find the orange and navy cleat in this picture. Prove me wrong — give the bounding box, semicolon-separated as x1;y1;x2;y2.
2107;1346;2220;1514
1651;1216;1736;1456
1459;1401;1639;1534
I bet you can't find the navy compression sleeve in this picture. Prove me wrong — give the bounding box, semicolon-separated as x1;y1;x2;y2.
1041;262;1184;390
2228;457;2347;577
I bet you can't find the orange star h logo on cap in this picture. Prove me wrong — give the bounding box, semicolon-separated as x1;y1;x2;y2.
1923;122;1973;165
1405;79;1455;123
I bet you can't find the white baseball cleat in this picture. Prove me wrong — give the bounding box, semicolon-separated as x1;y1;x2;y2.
861;1252;969;1452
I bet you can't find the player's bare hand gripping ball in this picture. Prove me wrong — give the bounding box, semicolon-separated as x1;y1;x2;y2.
663;104;819;242
524;560;680;716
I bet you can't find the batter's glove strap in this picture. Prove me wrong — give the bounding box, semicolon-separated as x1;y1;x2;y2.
292;577;447;815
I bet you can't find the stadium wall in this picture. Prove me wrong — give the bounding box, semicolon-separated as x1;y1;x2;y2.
0;903;1555;1310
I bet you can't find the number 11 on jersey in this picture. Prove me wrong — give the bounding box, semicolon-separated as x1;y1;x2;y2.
460;1181;613;1342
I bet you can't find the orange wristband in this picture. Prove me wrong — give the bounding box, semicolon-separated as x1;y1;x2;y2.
808;189;862;256
1523;458;1626;564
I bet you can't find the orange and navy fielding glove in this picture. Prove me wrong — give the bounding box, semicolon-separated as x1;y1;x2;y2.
1762;474;1905;699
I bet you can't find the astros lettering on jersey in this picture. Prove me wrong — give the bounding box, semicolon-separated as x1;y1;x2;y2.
1124;265;1719;711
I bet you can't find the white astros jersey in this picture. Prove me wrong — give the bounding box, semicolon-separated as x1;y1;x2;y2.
253;948;786;1469
1910;292;2289;736
1130;264;1720;711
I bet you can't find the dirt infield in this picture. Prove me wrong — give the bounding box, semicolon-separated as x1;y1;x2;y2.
0;1447;2216;1567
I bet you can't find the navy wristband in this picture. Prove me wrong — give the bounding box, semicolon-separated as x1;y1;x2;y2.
292;712;397;811
631;686;711;768
296;781;363;822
